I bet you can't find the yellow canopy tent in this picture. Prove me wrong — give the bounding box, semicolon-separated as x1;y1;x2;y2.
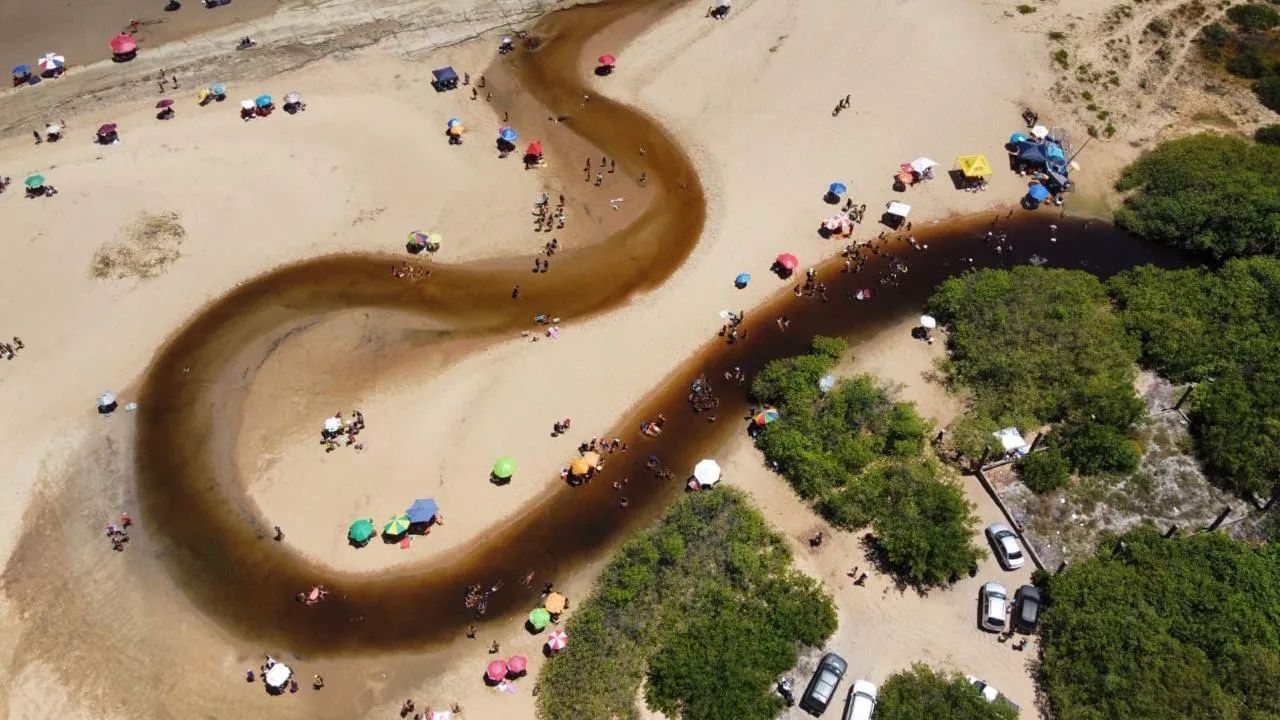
957;154;993;178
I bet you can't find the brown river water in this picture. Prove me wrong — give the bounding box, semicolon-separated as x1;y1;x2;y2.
129;0;1188;656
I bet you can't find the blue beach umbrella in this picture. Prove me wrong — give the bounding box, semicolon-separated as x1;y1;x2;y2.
447;117;462;128
405;498;440;524
210;84;226;96
1009;132;1028;144
255;94;273;108
12;64;31;77
498;126;518;142
734;272;751;289
1027;183;1051;202
828;182;847;195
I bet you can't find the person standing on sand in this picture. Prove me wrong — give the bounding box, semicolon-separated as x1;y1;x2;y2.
511;285;520;299
273;526;284;541
595;172;603;186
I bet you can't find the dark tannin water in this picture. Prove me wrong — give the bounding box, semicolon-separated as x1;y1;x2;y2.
130;1;1188;656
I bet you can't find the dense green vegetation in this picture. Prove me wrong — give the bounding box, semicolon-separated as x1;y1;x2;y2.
1015;449;1070;494
927;267;1144;475
1108;257;1280;496
749;338;983;586
1113;134;1280;259
536;488;836;720
1198;6;1280;111
1257;123;1280;145
1039;525;1280;720
874;664;1018;720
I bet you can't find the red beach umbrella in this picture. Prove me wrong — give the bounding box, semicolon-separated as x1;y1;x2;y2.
507;655;528;674
110;34;138;55
485;659;508;682
155;99;174;108
775;253;799;271
526;141;544;156
546;629;568;651
598;54;616;66
97;123;118;135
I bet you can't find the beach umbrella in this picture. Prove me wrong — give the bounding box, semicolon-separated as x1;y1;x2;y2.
828;181;847;195
909;157;937;174
485;659;508;682
12;64;31;77
546;629;568;651
734;272;750;288
210;84;226;96
693;459;721;487
38;53;65;71
45;124;61;136
544;592;567;614
264;662;292;688
97;391;118;408
156;99;174;108
920;314;937;329
408;230;429;247
447;117;462;128
752;407;780;426
382;514;411;536
284;91;301;104
529;607;551;630
255;94;273;108
886;201;911;218
775;253;798;271
569;457;591;476
110;34;138;55
405;498;440;524
526;141;544;156
598;54;616;66
1009;132;1028;144
819;373;836;393
956;154;993;178
1027;183;1051;202
348;518;375;543
507;655;528;675
24;174;46;188
240;99;255;110
1031;124;1049;139
323;416;342;433
97;123;117;135
448;124;465;136
427;232;443;248
498;126;518;142
492;456;517;479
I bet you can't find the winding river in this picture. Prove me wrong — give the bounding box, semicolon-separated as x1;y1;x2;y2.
131;0;1187;656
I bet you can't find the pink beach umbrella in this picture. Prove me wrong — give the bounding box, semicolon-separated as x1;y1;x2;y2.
507;655;528;675
485;659;508;682
546;629;568;651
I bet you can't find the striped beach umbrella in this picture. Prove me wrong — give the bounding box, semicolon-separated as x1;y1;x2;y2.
546;629;568;651
348;518;375;543
752;407;780;426
382;514;411;536
38;53;65;71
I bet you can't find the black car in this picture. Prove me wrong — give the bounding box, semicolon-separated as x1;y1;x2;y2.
800;652;848;716
1014;584;1041;633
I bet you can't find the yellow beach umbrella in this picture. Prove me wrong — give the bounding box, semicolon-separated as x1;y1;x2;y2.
544;592;567;614
569;457;591;476
957;154;993;178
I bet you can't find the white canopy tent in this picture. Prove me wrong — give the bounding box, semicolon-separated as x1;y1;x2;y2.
994;427;1031;456
886;201;911;218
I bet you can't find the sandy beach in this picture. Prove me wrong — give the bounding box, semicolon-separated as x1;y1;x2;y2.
0;0;1172;717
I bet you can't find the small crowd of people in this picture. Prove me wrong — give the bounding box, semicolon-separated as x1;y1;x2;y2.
533;192;566;233
400;697;462;719
719;309;748;344
1;336;25;360
463;579;503;616
104;512;131;551
832;93;852;117
322;410;366;452
390;261;430;280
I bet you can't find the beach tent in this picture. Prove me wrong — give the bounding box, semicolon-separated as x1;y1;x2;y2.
909;157;937;174
693;459;721;487
405;498;440;524
886;201;911;218
264;662;292;689
994;427;1030;455
492;456;517;479
1017;142;1049;166
485;659;508;682
508;655;528;675
544;592;567;614
529;607;551;630
1026;183;1051;203
957;154;993;177
547;629;568;651
383;514;411;536
431;66;459;91
348;518;375;544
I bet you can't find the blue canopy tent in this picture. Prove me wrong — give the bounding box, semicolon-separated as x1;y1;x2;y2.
431;66;459;92
1017;142;1049;166
1025;183;1052;205
405;498;440;524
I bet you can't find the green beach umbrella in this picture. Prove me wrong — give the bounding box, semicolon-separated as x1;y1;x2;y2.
529;607;551;630
492;456;517;479
24;174;45;188
383;514;411;536
348;518;375;543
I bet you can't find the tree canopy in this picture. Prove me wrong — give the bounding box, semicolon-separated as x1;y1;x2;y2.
873;664;1018;720
537;488;836;720
1039;525;1280;720
1113;134;1280;259
749;338;983;586
1108;257;1280;496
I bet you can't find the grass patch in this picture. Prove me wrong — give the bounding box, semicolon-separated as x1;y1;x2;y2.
536;488;836;720
1017;4;1037;14
92;211;185;280
1054;48;1070;68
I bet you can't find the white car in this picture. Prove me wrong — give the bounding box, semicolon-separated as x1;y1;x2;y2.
842;679;877;720
966;675;1021;712
979;581;1008;632
985;523;1026;570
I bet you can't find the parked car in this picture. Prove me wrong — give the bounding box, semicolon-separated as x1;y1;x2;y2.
842;679;878;720
800;652;848;716
966;675;1022;713
1014;584;1042;633
985;523;1026;570
979;581;1008;632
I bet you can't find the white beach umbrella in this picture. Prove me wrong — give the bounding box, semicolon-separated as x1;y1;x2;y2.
240;99;255;110
920;315;937;329
693;459;721;487
45;124;61;135
323;416;342;433
264;662;292;688
97;391;117;408
1031;125;1049;139
909;157;937;173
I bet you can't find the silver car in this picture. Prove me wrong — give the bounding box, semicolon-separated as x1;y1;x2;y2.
985;523;1026;570
979;581;1008;632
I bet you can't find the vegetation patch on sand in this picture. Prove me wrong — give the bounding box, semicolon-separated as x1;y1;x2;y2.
749;337;983;587
536;488;836;720
875;663;1017;720
92;211;186;280
1040;525;1280;720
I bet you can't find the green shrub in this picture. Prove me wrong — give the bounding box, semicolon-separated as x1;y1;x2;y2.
1226;47;1269;78
1254;76;1280;113
1255;124;1280;145
1016;450;1071;493
875;664;1018;720
1199;22;1230;56
1054;48;1070;67
1017;3;1037;13
1058;419;1142;475
1226;3;1280;30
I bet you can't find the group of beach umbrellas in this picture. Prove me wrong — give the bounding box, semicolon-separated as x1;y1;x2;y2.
486;655;528;682
11;53;64;81
347;497;439;544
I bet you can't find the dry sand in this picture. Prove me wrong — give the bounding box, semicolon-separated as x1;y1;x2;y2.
0;0;1134;717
